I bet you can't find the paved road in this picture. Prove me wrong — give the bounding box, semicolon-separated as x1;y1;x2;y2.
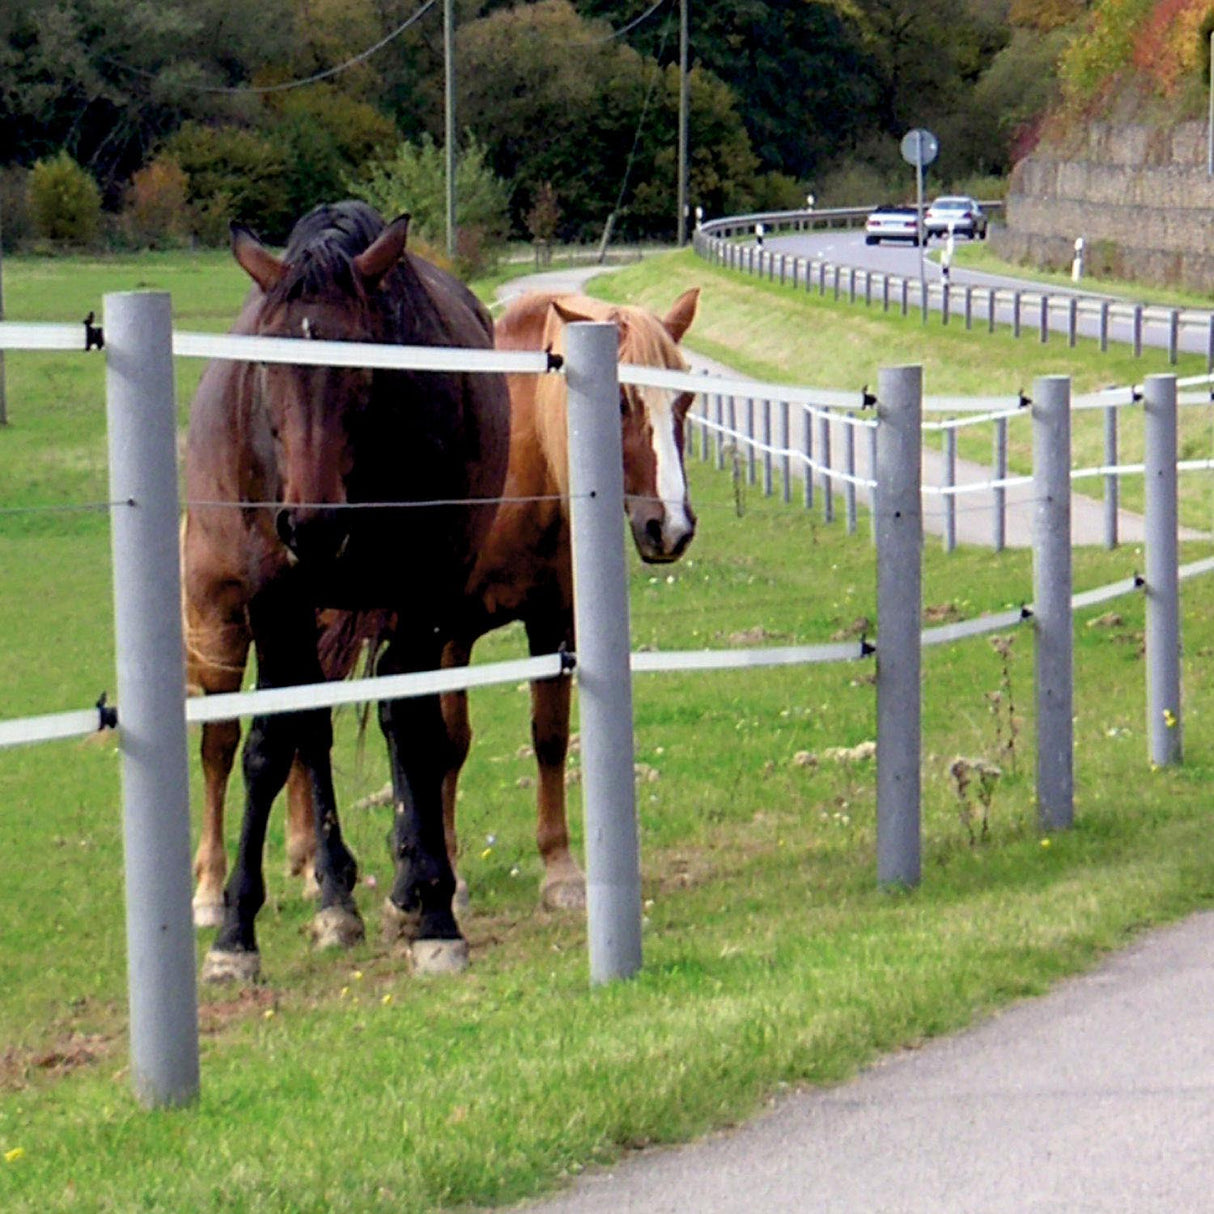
521;911;1214;1213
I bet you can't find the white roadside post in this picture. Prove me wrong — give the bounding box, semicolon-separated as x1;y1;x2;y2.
104;291;200;1107
564;321;643;984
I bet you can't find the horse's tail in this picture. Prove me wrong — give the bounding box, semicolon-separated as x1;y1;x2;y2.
316;608;391;682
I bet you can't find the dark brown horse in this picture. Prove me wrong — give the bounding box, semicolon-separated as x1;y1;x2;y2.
261;288;700;913
184;201;510;980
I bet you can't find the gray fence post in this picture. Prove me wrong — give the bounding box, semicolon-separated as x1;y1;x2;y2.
762;398;773;496
819;409;833;522
746;397;757;485
1167;310;1179;365
1013;291;1022;338
844;416;857;535
1100;301;1110;352
1032;375;1073;832
1038;294;1049;343
1133;305;1143;357
943;427;957;552
104;291;199;1108
1067;297;1078;348
1143;374;1182;767
993;416;1008;553
875;365;923;887
780;400;791;504
1104;405;1119;549
803;407;814;509
564;321;642;983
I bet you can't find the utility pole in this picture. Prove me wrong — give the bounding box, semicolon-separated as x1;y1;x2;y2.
676;0;689;246
444;0;456;261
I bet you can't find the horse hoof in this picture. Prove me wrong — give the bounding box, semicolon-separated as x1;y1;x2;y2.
306;905;365;950
381;897;421;949
201;948;261;984
542;877;587;911
192;899;225;929
410;938;469;976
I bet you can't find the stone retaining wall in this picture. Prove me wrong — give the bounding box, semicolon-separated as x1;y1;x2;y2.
994;120;1214;291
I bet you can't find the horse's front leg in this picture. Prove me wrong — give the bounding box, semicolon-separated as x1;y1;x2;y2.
379;641;467;975
440;638;474;909
526;616;584;910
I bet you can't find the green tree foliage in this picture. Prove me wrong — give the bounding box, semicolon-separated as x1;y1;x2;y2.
28;151;101;243
348;132;511;272
161;122;291;241
458;0;758;239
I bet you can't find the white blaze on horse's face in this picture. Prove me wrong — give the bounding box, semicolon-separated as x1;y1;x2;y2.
622;384;696;564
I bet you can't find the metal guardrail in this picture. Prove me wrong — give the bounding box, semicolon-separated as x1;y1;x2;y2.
694;205;1214;367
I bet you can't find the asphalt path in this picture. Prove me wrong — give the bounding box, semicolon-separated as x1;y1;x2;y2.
495;259;1214;1214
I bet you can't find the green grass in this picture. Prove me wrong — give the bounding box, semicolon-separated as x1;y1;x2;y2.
2;249;1214;1211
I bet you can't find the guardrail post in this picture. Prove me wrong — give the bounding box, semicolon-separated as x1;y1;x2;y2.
942;283;951;326
1013;290;1022;338
875;364;922;887
1067;297;1078;348
564;321;642;983
943;427;957;552
1100;301;1110;352
1133;305;1143;358
964;286;973;330
900;278;909;317
1167;310;1179;365
104;290;199;1108
1143;374;1182;767
1032;375;1073;832
1103;405;1118;549
988;288;997;334
882;276;891;312
1038;294;1049;343
993;415;1008;552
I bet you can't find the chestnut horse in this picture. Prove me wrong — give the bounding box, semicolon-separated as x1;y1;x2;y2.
184;201;510;980
266;288;700;912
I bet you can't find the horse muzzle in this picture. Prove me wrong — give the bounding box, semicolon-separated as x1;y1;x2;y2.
275;506;350;565
630;506;696;564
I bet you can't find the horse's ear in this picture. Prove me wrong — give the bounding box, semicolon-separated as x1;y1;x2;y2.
231;224;285;292
551;300;596;326
354;213;411;288
662;287;700;344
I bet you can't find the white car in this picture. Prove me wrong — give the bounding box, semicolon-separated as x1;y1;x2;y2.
864;205;921;246
923;196;988;240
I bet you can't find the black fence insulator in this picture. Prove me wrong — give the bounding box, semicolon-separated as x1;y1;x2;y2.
859;635;876;657
1017;390;1031;409
96;692;118;730
1019;604;1034;620
1131;388;1144;404
545;349;564;372
558;644;577;673
1134;572;1146;588
860;386;877;409
83;312;104;351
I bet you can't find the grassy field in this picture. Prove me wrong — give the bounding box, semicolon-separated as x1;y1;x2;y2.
596;249;1214;532
1;248;1213;1211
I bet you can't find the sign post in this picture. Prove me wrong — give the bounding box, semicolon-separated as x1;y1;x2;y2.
900;128;938;322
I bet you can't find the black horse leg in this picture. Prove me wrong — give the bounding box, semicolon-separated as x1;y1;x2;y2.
201;707;296;982
377;641;467;973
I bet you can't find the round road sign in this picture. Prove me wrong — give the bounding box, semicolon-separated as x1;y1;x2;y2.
900;129;939;168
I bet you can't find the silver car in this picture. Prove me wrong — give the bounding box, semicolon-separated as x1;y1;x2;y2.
923;196;988;240
864;205;921;246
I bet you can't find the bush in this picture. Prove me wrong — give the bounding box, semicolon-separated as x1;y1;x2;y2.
120;157;192;248
28;152;101;245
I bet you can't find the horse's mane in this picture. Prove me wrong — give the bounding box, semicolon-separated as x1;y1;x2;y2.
531;295;688;499
267;201;385;308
